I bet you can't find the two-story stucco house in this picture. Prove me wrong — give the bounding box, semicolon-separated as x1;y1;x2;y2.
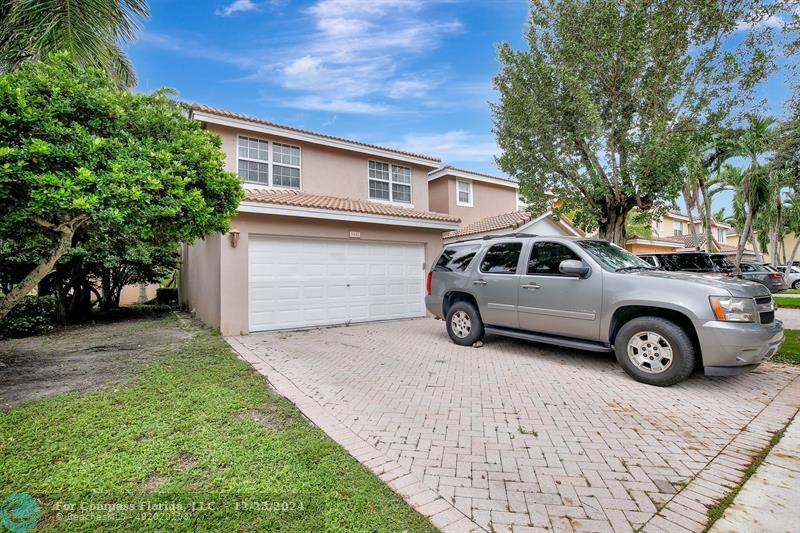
424;166;582;242
625;210;756;259
180;105;461;335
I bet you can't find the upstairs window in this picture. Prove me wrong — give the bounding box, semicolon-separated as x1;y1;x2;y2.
237;136;301;189
369;161;411;204
673;221;683;236
456;180;473;207
717;228;726;242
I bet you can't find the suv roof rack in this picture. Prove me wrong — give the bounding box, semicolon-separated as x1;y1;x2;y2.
451;232;539;245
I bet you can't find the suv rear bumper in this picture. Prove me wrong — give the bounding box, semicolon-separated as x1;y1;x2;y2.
697;319;784;372
425;295;444;319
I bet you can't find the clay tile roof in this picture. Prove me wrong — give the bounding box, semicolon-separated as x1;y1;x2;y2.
443;209;584;240
444;210;532;239
243;189;460;224
189;104;440;163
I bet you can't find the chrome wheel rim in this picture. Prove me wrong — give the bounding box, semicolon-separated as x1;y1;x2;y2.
627;331;674;374
451;310;472;338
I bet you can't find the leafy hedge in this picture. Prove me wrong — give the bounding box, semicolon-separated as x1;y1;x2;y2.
0;295;56;338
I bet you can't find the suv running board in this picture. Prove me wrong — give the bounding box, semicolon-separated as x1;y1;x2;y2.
484;326;613;353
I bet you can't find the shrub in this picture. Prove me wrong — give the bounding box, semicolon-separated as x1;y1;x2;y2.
0;295;56;338
156;288;179;306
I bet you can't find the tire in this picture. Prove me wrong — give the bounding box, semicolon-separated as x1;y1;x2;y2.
614;317;695;387
793;280;800;290
445;301;485;346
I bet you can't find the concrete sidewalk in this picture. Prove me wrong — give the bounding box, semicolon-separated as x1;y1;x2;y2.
777;308;800;329
710;413;800;533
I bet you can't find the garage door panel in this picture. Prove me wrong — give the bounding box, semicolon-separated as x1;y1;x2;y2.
249;237;424;332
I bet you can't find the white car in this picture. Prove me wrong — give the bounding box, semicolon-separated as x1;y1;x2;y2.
777;265;800;289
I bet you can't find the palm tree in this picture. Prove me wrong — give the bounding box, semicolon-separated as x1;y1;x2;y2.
0;0;148;87
729;115;777;265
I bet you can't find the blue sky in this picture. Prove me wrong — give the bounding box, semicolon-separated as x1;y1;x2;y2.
128;0;795;213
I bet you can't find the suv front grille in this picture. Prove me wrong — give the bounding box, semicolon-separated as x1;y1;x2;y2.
755;296;774;324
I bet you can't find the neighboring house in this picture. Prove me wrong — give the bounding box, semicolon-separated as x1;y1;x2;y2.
443;209;584;242
626;211;756;259
180;105;459;335
427;166;520;225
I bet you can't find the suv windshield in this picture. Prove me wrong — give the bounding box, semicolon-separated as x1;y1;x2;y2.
577;240;655;272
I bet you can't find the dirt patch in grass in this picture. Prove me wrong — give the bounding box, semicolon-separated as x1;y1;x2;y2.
231;405;295;430
0;314;193;408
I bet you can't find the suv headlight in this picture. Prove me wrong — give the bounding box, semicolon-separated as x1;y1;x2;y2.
709;296;756;322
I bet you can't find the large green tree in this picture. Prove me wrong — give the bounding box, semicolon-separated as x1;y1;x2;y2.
493;0;779;245
0;0;148;86
0;54;243;321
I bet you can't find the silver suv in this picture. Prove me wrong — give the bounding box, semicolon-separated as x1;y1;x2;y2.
425;235;784;386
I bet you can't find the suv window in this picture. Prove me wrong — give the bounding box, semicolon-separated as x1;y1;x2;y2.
527;242;580;275
659;253;712;272
640;255;658;267
480;242;522;274
434;244;481;272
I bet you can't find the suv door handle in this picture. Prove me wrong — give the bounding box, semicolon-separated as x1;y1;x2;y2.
522;283;541;290
473;279;487;286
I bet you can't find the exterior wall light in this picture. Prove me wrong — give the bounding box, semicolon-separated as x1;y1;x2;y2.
229;229;240;248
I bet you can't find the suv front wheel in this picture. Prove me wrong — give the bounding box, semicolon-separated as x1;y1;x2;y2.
445;301;485;346
614;317;695;386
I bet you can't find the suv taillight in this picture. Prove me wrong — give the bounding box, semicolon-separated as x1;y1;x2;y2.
426;271;432;295
768;273;782;279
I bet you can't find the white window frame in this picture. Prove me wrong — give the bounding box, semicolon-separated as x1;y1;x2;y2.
456;179;473;207
673;220;683;236
236;135;302;190
368;160;413;206
717;228;726;242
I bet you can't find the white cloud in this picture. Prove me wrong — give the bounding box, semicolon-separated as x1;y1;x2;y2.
280;96;389;114
267;0;461;112
735;14;784;32
216;0;257;16
387;80;431;99
135;32;255;69
387;131;500;163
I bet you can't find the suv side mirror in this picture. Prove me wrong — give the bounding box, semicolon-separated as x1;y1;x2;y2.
559;259;590;277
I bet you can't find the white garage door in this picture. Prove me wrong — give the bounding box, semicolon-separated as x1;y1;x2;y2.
249;236;426;332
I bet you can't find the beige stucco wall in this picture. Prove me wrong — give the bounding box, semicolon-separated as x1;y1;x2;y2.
428;178;449;214
206;123;433;211
119;283;158;305
180;235;222;330
428;176;517;225
185;213;446;336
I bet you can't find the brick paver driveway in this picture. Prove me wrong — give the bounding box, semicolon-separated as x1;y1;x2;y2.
229;319;800;533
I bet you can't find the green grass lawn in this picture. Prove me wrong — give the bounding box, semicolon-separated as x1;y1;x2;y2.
0;317;435;532
776;329;800;364
774;296;800;309
782;289;800;295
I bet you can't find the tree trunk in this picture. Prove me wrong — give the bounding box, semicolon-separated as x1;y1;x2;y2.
786;238;800;274
750;232;763;263
735;207;754;270
0;227;75;322
699;178;714;253
599;204;628;247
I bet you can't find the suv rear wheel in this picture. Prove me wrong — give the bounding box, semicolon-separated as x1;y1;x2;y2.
614;317;695;386
445;301;485;346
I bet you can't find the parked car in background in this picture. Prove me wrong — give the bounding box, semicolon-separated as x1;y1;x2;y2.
427;235;783;387
637;252;735;275
775;265;800;289
739;262;786;293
